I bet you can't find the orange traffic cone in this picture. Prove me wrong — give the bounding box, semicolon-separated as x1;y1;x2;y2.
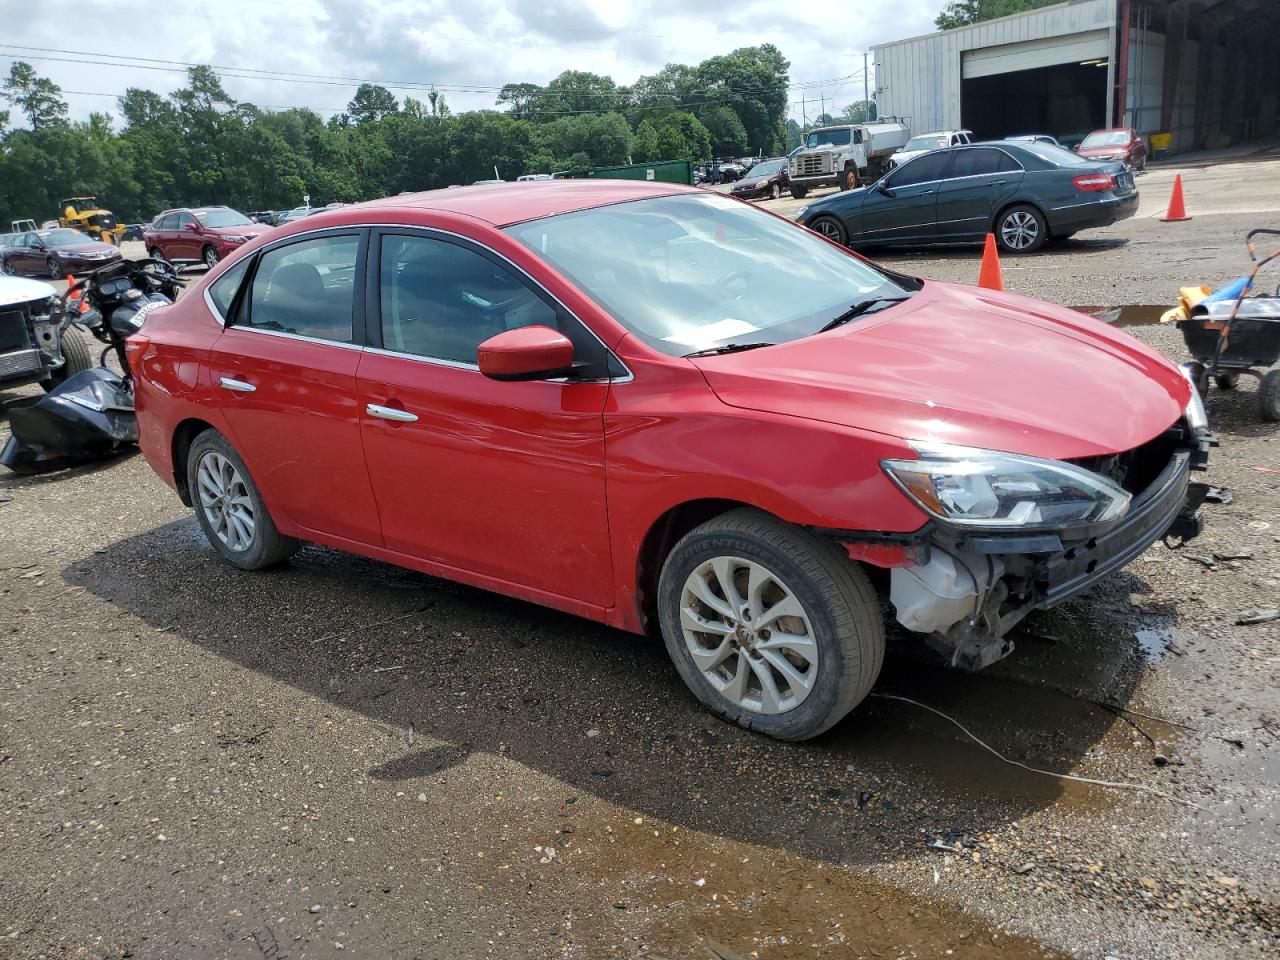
978;233;1003;290
1160;174;1191;222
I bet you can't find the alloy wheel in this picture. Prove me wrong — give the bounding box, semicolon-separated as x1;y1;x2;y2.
203;247;219;269
770;183;780;199
196;451;256;552
813;219;843;241
1;259;13;276
1000;210;1040;251
679;556;818;715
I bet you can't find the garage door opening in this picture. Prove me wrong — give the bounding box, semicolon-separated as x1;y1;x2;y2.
962;61;1108;146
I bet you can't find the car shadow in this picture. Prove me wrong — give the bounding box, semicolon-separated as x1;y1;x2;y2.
63;517;1158;870
871;236;1130;261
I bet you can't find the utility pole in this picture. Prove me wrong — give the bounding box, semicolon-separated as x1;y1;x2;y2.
863;52;870;112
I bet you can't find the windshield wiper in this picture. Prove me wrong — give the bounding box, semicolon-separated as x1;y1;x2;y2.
818;296;910;333
683;341;775;358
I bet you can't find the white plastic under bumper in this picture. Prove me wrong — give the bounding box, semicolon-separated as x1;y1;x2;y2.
890;548;1005;635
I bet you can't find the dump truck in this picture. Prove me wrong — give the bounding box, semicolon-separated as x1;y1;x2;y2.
787;120;911;198
58;197;120;245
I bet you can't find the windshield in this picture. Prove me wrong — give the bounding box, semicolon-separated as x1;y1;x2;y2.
903;135;945;152
805;128;851;148
1018;141;1094;167
197;208;253;228
41;229;91;246
1081;131;1129;147
505;193;906;357
745;160;783;177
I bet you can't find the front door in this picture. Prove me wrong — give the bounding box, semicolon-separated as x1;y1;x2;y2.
172;212;198;261
206;229;383;545
934;148;1023;240
355;229;615;607
860;151;952;244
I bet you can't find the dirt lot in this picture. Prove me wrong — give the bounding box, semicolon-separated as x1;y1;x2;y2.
2;159;1279;960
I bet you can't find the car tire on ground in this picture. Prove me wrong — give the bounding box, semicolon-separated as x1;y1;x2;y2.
202;246;219;270
657;508;885;741
1;258;14;276
841;168;857;191
994;204;1047;254
187;430;300;570
1259;369;1280;422
41;327;95;391
147;248;165;262
1214;373;1239;391
770;183;781;200
790;185;808;199
46;257;61;279
808;215;848;246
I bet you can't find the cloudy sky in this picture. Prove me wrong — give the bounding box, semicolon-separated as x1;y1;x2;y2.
1;0;943;127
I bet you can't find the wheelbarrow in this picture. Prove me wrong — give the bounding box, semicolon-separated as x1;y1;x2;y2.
1177;228;1280;422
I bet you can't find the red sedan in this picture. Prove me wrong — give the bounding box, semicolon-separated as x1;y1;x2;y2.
1077;128;1148;171
129;181;1210;740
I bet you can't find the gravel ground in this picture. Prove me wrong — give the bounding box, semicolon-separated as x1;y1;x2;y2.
2;159;1278;960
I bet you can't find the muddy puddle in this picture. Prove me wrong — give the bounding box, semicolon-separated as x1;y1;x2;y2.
1080;304;1169;327
562;808;1070;960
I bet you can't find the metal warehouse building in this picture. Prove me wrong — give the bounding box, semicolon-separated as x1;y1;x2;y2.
872;0;1278;154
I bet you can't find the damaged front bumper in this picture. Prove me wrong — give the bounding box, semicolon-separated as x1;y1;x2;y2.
840;422;1212;669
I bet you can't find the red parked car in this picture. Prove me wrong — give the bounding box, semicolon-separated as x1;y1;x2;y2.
129;181;1210;740
1076;128;1148;171
143;206;273;270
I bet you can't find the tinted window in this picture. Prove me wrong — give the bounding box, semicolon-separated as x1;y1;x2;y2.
247;235;359;342
890;152;952;186
157;214;177;230
207;257;252;320
175;213;195;229
948;149;1003;178
379;234;560;365
998;151;1023;172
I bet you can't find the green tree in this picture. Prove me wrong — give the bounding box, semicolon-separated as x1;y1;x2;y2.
838;100;878;124
698;104;748;157
935;0;1059;29
2;61;69;130
653;112;712;162
346;84;399;124
695;45;789;154
496;82;543;121
532;112;632;168
632;119;660;163
542;70;623;115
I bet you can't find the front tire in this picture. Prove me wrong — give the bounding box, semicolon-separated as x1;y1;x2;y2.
995;204;1047;254
1214;373;1239;391
187;430;300;570
770;182;781;200
809;215;848;246
841;167;857;191
202;245;219;269
47;257;61;279
789;185;808;199
657;509;884;741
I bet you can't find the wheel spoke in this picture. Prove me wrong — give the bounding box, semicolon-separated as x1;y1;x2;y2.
686;571;735;619
709;556;743;613
719;653;751;704
680;605;733;637
749;657;784;714
688;636;735;673
753;592;805;630
756;630;816;663
760;648;814;697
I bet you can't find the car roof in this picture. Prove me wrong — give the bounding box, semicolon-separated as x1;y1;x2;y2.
345;179;696;227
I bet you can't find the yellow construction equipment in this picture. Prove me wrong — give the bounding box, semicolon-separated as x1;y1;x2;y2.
58;197;120;245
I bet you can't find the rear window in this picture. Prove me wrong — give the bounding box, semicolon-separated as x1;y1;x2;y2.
1017;142;1093;167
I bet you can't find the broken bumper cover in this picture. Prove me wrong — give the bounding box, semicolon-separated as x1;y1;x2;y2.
1036;450;1199;608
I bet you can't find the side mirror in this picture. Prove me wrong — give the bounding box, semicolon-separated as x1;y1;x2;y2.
477;326;574;382
184;222;200;233
876;181;896;198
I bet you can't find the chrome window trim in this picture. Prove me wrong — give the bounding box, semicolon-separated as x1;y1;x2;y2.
224;324;364;351
203;220;632;382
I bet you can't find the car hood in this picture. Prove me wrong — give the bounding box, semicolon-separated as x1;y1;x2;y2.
56;242;118;256
733;176;768;190
0;275;57;307
1078;146;1127;158
691;282;1190;460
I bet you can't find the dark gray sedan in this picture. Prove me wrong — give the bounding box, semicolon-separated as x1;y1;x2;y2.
796;141;1137;254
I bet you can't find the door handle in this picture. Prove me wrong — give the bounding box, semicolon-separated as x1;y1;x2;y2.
366;403;418;423
992;179;1007;185
219;376;256;393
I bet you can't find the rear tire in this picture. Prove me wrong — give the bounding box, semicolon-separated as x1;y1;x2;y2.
995;204;1047;254
1260;370;1280;422
41;327;95;391
187;430;300;570
657;509;884;741
790;185;808;199
809;215;848;246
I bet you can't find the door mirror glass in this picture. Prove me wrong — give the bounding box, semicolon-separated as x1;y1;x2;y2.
185;222;201;233
477;326;574;381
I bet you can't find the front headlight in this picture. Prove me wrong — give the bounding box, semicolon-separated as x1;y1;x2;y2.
882;441;1131;529
796;205;810;219
224;234;250;243
1180;365;1208;433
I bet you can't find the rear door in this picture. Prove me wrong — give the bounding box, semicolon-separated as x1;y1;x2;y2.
935;148;1023;240
206;229;384;545
355;228;615;607
858;151;952;244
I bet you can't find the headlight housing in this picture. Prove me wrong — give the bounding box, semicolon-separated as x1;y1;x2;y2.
223;234;251;243
882;441;1131;529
